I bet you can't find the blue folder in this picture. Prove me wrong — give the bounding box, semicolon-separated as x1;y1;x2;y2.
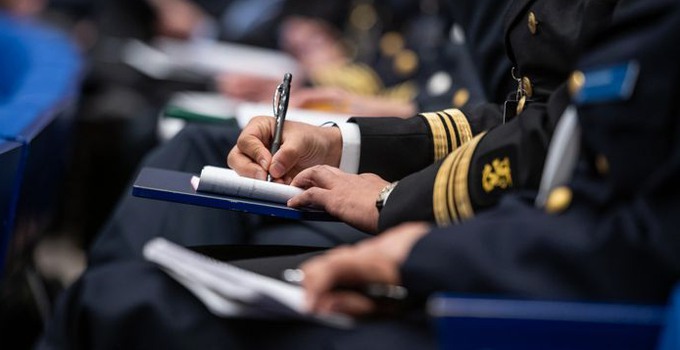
429;293;666;349
132;167;336;221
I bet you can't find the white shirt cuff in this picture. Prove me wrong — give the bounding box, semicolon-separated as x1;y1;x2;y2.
321;121;361;174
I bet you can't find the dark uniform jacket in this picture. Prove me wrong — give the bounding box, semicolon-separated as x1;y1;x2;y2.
352;0;623;231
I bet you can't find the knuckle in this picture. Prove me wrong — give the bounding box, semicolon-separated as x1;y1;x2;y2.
306;188;321;201
226;148;236;164
227;145;239;158
307;165;323;177
235;134;251;150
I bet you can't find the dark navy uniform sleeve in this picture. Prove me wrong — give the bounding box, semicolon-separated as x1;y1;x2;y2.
400;193;679;303
350;108;483;182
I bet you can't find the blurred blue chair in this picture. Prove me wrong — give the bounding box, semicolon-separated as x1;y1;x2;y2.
658;284;680;350
430;284;680;349
0;140;25;272
0;11;82;276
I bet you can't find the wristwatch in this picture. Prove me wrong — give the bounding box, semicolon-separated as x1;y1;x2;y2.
376;181;399;211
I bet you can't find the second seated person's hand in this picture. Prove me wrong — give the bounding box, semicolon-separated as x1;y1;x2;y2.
227;117;343;183
301;222;430;317
288;166;389;233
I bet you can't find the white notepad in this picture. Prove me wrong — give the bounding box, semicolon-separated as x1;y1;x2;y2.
195;166;303;204
143;238;354;328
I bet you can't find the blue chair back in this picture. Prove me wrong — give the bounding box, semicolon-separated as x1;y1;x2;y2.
430;293;666;349
0;23;29;102
0;11;82;275
0;12;81;142
0;140;25;266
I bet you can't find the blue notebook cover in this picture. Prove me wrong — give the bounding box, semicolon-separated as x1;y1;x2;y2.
132;167;336;221
429;294;665;349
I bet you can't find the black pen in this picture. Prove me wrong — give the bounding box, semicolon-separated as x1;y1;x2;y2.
267;73;292;182
282;268;409;302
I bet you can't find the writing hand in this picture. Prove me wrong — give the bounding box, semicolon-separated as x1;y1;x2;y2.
227;117;343;182
288;166;389;233
301;222;430;317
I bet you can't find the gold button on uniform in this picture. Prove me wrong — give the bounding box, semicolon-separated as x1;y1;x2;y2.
522;76;533;98
453;88;470;108
569;71;586;97
528;12;538;35
545;186;573;214
516;95;527;115
595;155;610;175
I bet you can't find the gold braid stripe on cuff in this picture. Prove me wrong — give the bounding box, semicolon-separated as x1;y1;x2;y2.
421;109;472;162
433;132;486;226
421;112;449;161
454;133;484;219
445;109;473;144
433;147;459;225
437;111;458;153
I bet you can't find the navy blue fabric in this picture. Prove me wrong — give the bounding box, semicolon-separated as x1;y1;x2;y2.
0;140;24;274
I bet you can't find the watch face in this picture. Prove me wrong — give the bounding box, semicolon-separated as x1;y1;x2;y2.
376;182;398;211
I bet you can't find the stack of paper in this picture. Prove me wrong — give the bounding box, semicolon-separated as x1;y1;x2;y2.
143;237;353;328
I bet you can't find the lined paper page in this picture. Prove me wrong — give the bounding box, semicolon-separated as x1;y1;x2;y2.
197;166;303;203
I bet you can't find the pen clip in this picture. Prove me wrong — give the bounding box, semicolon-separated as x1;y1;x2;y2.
272;73;292;120
272;83;284;118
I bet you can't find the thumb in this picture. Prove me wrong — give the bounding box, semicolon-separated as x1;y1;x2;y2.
269;142;304;179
